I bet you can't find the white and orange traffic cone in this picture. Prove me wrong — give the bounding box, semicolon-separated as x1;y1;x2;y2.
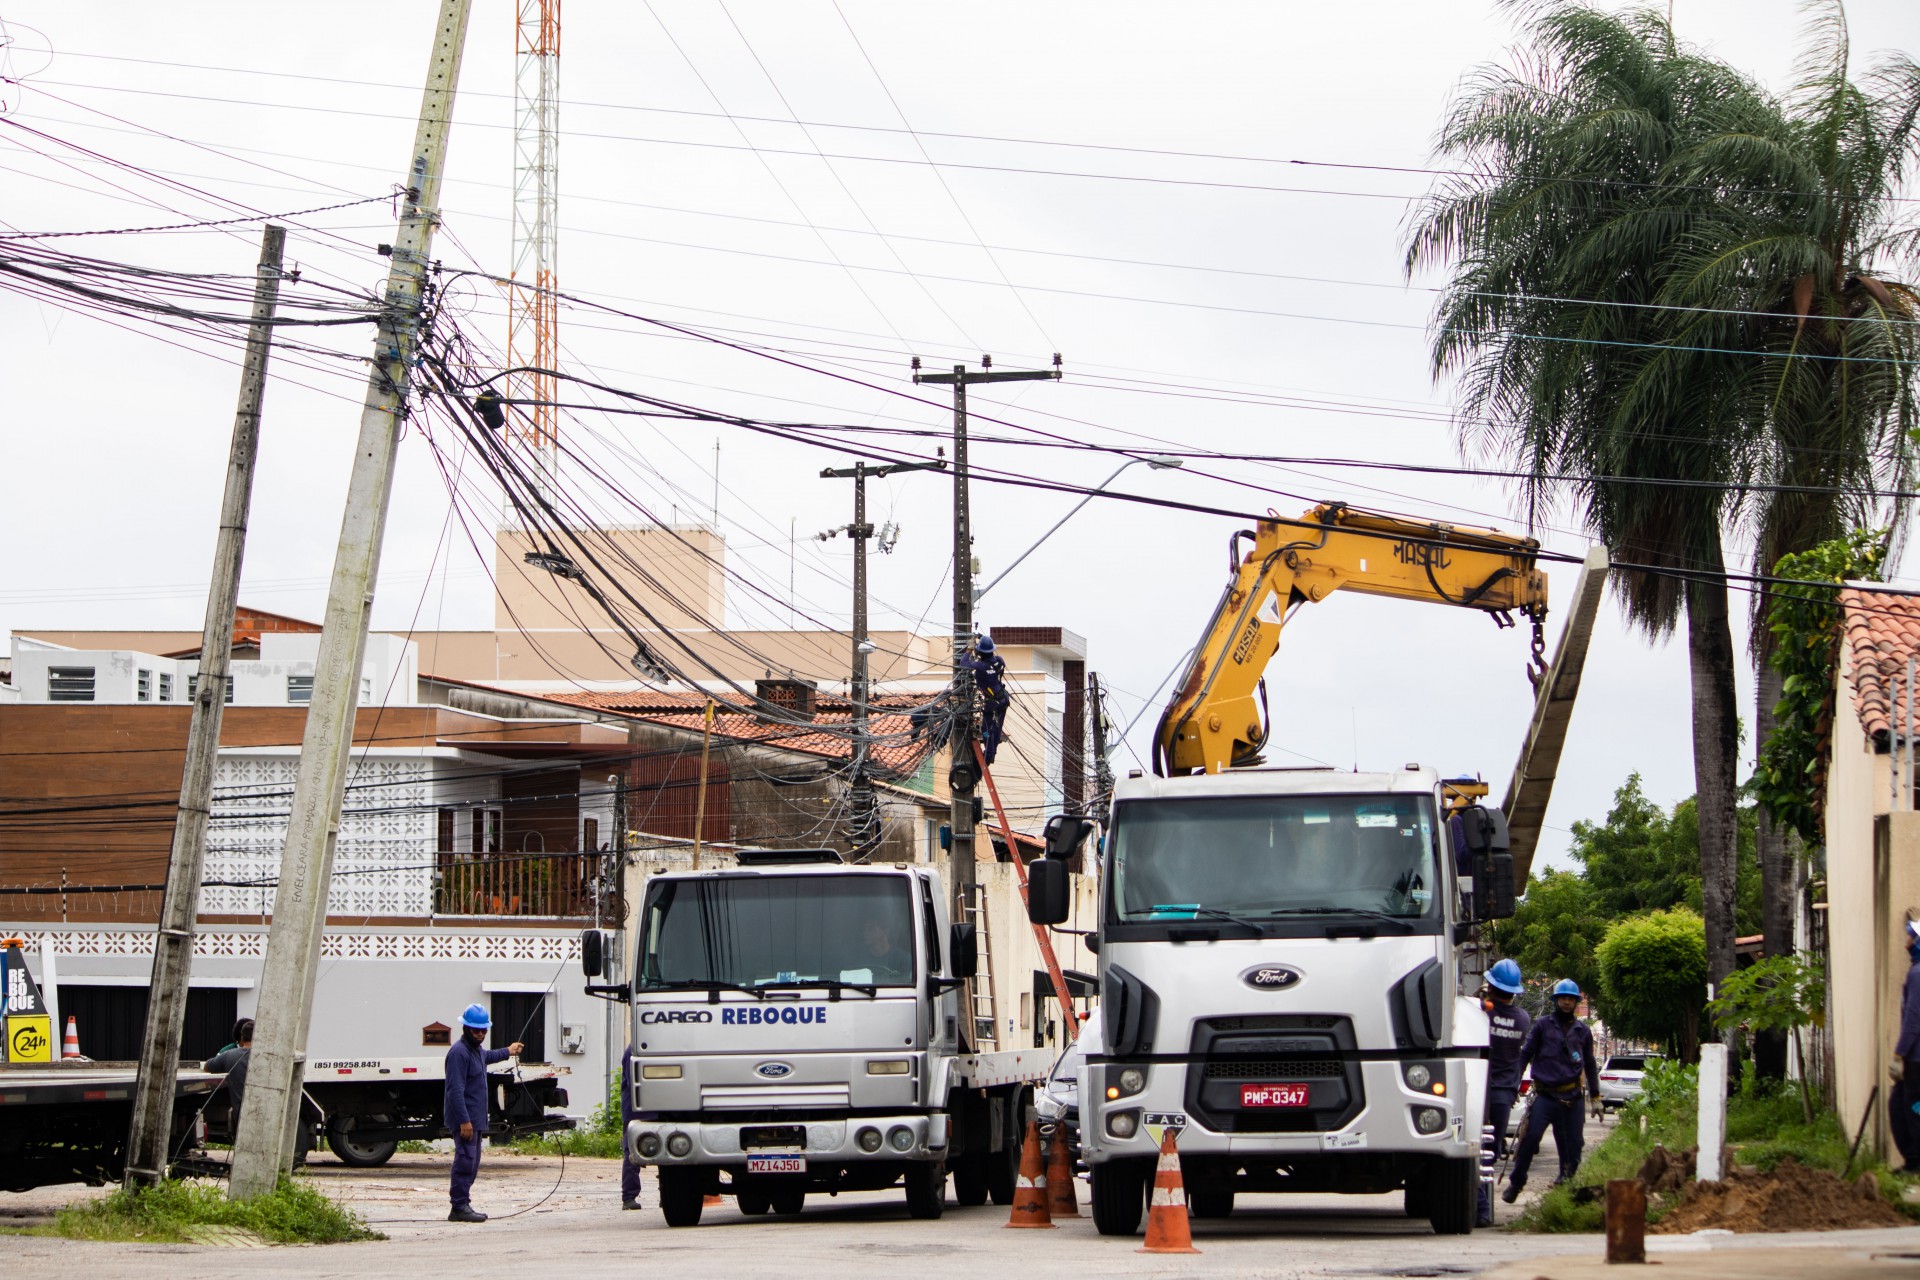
1003;1117;1054;1228
1138;1127;1199;1254
61;1015;80;1059
1045;1122;1079;1218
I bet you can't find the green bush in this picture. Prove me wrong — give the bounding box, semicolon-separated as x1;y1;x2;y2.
53;1177;381;1244
511;1064;624;1159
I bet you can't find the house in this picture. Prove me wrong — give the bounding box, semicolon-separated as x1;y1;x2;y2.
1819;588;1920;1161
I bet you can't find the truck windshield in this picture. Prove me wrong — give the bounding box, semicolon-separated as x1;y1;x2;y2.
1110;794;1441;926
638;874;918;990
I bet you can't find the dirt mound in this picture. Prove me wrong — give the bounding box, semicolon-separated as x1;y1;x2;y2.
1649;1157;1908;1234
1636;1144;1696;1195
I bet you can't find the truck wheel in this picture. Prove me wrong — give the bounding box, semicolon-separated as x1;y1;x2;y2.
325;1117;398;1168
1425;1157;1477;1236
737;1190;771;1216
951;1155;989;1206
1090;1160;1148;1236
985;1138;1019;1205
1189;1189;1234;1219
659;1168;705;1227
904;1160;946;1219
770;1187;805;1216
1403;1178;1429;1218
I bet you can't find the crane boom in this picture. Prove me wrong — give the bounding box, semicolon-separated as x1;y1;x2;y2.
1154;502;1549;776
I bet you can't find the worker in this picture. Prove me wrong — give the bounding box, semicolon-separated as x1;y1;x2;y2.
1893;920;1920;1172
619;1042;643;1209
1477;960;1531;1225
861;915;914;983
1501;979;1600;1203
958;635;1010;765
444;1003;524;1223
203;1017;255;1129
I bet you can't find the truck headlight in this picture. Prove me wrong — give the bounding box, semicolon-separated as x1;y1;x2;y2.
1106;1109;1140;1140
1412;1106;1447;1135
1402;1061;1445;1094
637;1132;662;1158
1404;1064;1431;1090
856;1126;883;1152
887;1126;915;1152
667;1131;694;1157
1107;1066;1146;1100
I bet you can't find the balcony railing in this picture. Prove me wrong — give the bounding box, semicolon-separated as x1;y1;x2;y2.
433;852;603;920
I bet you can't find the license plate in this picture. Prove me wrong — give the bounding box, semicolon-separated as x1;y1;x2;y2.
1241;1083;1310;1107
746;1155;806;1174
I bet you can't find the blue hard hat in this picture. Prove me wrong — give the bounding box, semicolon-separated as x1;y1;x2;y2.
461;1003;491;1029
1488;959;1524;994
1552;979;1581;998
976;635;996;654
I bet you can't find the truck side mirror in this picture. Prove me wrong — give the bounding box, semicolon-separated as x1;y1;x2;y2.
949;922;978;979
1459;805;1510;854
1027;858;1071;926
1481;852;1517;920
581;927;610;978
1043;813;1096;860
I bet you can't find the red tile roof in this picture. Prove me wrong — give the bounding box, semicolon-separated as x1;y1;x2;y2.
1841;588;1920;742
546;690;938;777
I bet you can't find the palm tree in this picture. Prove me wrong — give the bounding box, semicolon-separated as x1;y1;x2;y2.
1405;4;1780;1006
1668;2;1919;1077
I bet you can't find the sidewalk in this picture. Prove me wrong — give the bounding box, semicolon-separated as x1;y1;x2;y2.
1480;1229;1920;1280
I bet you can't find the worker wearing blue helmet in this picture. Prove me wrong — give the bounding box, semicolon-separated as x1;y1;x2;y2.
1502;979;1599;1204
445;1003;524;1223
1476;959;1532;1224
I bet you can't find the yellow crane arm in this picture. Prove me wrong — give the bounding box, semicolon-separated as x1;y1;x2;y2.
1154;502;1549;776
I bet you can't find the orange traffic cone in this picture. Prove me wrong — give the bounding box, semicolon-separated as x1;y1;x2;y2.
1138;1127;1199;1254
1045;1123;1079;1218
61;1016;80;1059
1003;1117;1054;1228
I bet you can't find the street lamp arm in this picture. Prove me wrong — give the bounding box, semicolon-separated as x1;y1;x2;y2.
975;456;1180;603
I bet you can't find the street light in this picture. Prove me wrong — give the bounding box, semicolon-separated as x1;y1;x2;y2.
975;455;1184;602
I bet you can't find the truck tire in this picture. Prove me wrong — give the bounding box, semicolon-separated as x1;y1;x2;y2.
1189;1189;1234;1219
1425;1157;1477;1236
659;1168;705;1227
1403;1178;1429;1218
904;1160;946;1219
771;1187;805;1215
325;1117;398;1168
951;1155;989;1206
737;1190;771;1215
1090;1160;1148;1236
985;1139;1019;1206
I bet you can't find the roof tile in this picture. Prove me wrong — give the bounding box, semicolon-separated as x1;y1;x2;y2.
1841;588;1920;742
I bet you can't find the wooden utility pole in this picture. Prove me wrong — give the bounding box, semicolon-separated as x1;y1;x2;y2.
692;699;715;869
123;225;286;1189
912;356;1058;1049
227;0;474;1200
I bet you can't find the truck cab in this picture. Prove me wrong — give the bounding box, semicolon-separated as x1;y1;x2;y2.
1029;765;1516;1236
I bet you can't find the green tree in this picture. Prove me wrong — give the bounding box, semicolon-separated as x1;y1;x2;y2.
1596;908;1709;1061
1491;870;1605;1005
1408;4;1773;1008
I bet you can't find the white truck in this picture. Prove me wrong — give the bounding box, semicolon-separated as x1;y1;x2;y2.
581;849;1053;1226
1028;766;1517;1236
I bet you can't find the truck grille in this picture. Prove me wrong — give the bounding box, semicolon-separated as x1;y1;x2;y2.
1204;1059;1343;1080
1186;1014;1363;1133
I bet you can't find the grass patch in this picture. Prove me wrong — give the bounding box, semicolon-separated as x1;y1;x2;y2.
509;1128;623;1159
1512;1062;1919;1232
49;1177;381;1244
395;1140;436;1154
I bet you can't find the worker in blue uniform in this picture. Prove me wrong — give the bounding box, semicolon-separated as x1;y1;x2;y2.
1477;959;1532;1224
620;1042;643;1209
1892;921;1920;1172
1501;979;1600;1203
957;635;1011;765
445;1003;524;1223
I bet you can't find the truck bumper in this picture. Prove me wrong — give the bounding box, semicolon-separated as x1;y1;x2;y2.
627;1112;948;1167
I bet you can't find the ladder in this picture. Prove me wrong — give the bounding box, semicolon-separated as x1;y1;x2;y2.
961;883;1000;1050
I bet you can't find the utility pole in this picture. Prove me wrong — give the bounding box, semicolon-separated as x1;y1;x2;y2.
820;458;944;860
1088;672;1115;828
123;224;286;1189
692;699;715;869
912;355;1059;1033
228;0;474;1200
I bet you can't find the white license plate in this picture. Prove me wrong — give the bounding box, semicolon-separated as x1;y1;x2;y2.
746;1155;806;1174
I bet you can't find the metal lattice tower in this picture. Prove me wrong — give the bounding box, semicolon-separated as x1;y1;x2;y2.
508;0;560;494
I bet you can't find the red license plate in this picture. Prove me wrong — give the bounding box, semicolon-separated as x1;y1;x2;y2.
1240;1083;1310;1107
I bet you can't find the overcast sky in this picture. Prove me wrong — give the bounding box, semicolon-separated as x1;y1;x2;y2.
1;1;1914;870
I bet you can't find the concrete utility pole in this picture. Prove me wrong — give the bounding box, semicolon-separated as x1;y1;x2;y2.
820;458;944;860
123;224;286;1190
1088;672;1115;828
228;0;473;1200
911;356;1058;1033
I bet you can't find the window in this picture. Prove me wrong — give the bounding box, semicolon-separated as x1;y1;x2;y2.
158;672;174;702
48;667;96;701
361;676;373;701
137;669;152;702
188;674;235;704
470;808;502;854
287;675;314;704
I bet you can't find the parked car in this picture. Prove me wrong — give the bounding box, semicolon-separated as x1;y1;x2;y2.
1033;1008;1100;1155
1598;1054;1660;1111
